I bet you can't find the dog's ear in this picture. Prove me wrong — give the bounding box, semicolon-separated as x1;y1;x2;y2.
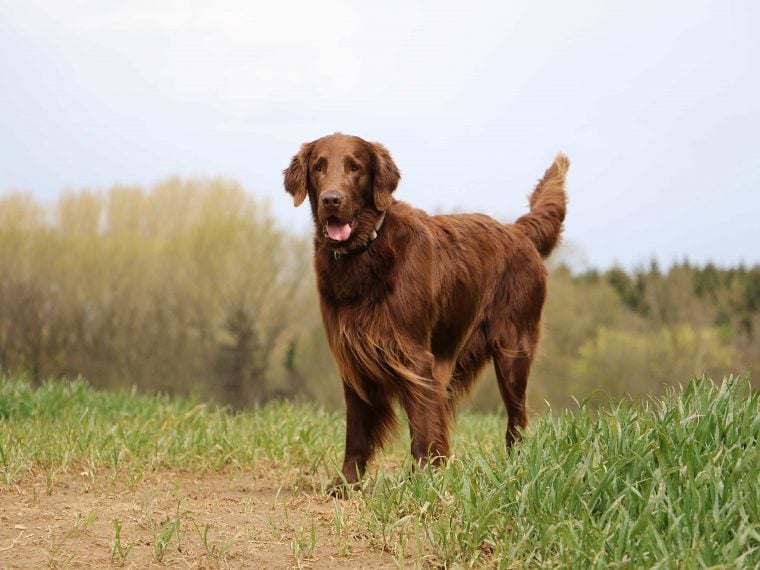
283;142;314;207
370;142;400;211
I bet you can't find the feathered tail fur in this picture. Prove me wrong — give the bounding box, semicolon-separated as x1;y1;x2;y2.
515;153;569;258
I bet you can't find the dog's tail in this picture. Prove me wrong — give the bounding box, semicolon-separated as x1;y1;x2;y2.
515;153;569;258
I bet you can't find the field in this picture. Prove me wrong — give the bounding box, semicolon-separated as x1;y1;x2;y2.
0;376;758;568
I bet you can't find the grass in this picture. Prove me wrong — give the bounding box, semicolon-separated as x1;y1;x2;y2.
0;377;342;484
1;374;758;567
359;378;760;567
194;521;234;561
110;518;132;565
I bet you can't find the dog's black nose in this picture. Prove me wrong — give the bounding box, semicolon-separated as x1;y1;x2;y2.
321;191;343;209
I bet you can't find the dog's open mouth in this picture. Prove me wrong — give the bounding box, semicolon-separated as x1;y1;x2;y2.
325;217;353;242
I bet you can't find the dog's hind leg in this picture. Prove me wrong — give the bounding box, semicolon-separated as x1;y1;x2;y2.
493;351;532;448
489;326;538;449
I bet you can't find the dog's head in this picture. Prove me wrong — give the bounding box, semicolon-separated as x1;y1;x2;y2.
283;133;400;247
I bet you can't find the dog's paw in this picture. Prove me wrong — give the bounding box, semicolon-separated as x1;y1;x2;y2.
326;478;361;499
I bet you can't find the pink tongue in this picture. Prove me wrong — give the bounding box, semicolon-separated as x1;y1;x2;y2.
327;222;352;242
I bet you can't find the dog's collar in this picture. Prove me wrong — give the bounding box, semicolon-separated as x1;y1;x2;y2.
333;210;387;260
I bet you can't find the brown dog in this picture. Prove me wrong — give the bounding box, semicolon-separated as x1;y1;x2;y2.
283;133;568;488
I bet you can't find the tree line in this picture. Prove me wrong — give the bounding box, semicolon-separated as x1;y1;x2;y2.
0;180;757;411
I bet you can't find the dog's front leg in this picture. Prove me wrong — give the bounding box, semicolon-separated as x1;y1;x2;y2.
401;383;450;468
330;382;394;496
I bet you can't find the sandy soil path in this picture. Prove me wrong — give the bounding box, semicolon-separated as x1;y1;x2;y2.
0;469;397;569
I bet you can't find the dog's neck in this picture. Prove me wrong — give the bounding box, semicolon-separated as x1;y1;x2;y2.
332;210;387;260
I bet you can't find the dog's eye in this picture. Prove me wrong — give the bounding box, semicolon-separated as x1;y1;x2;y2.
314;164;322;172
351;164;360;172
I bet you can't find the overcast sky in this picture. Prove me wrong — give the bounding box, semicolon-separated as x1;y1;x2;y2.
1;1;758;269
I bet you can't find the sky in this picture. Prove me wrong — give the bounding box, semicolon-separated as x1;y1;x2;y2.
1;0;758;270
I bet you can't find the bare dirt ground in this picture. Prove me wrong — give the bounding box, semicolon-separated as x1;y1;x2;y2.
0;468;398;569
